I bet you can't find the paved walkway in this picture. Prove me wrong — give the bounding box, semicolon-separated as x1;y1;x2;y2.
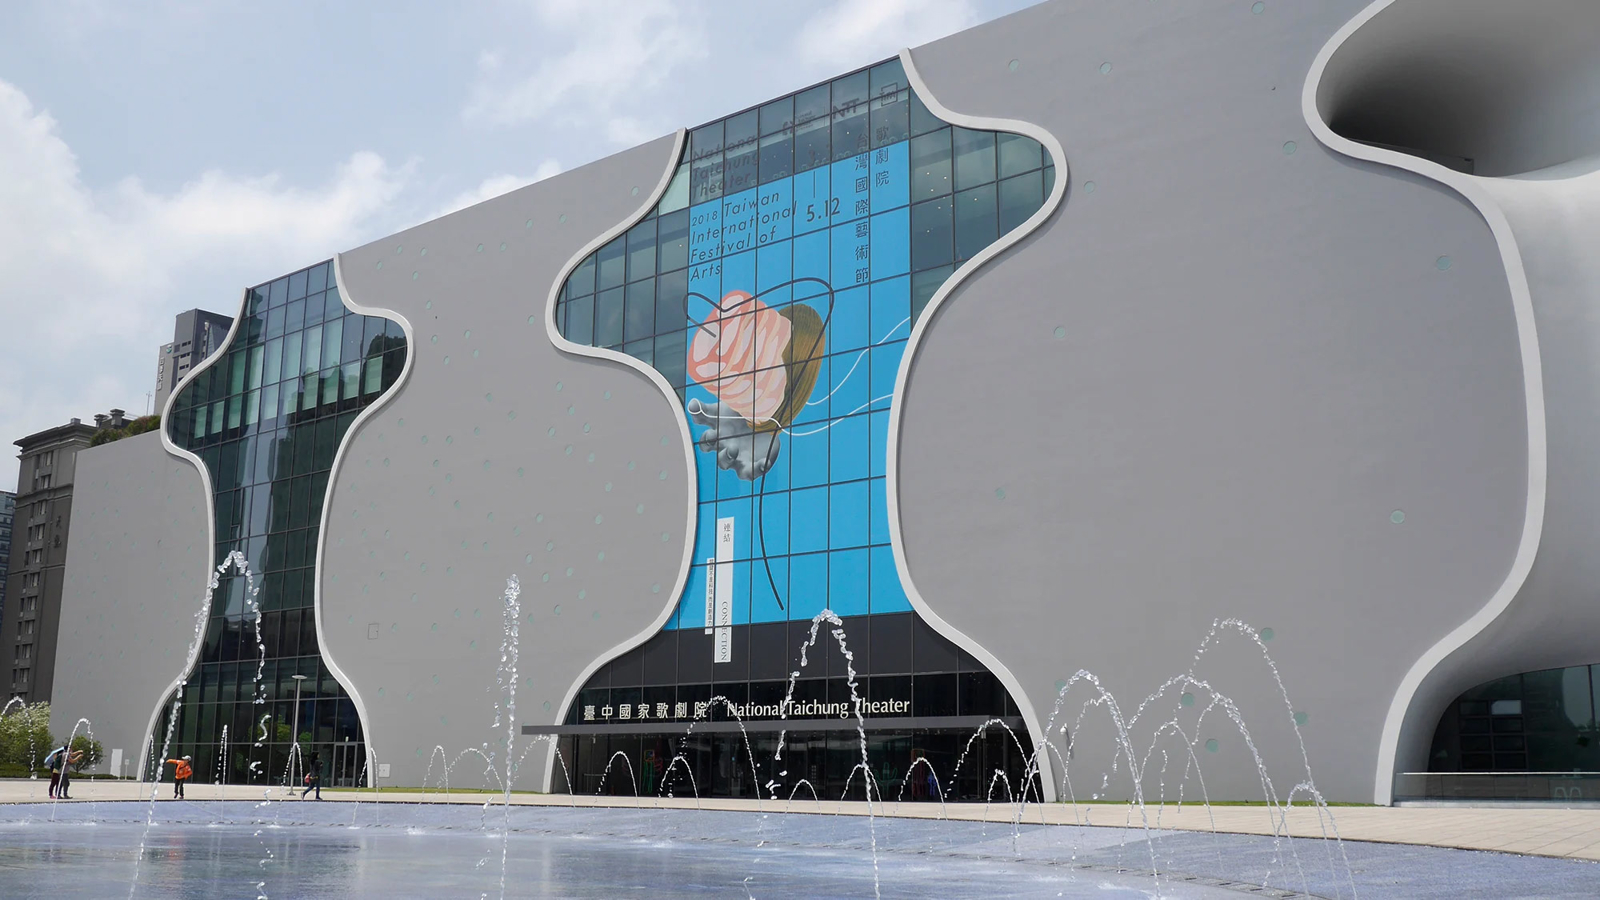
7;779;1600;862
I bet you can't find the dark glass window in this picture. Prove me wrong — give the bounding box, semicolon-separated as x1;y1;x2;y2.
998;171;1045;235
624;280;656;343
658;210;689;273
794;84;831;173
725;109;759;196
594;287;625;347
954;183;999;262
627;218;656;282
596;238;625;291
911;197;954;271
952;127;996;190
831;70;870;162
158;261;404;785
911;130;953;200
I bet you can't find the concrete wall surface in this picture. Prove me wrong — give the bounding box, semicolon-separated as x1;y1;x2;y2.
321;135;688;788
890;0;1528;804
50;0;1595;805
50;432;211;775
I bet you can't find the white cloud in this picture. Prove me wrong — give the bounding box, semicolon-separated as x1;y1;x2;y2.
463;0;706;137
604;117;668;149
433;160;563;219
796;0;979;70
0;79;410;472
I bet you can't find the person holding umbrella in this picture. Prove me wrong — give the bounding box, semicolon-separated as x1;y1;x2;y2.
45;744;84;799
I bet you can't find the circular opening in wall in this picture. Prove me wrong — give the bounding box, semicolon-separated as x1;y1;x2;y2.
1315;0;1600;176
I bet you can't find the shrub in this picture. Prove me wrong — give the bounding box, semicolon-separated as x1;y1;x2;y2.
0;702;53;770
69;734;104;773
89;415;163;446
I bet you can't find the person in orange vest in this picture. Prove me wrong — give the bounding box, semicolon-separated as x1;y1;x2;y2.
165;755;193;799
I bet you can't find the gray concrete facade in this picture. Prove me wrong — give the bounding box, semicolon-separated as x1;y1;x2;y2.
48;0;1594;804
322;135;690;790
49;431;211;773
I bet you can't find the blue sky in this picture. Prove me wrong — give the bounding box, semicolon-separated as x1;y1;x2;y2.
0;0;1036;489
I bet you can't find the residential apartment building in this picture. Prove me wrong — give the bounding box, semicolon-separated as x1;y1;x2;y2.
5;416;101;701
0;491;13;638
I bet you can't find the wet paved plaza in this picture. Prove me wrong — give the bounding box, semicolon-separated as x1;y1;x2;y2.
0;800;1597;898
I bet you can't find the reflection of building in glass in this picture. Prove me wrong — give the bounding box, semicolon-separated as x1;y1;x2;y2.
155;261;407;786
553;58;1053;800
154;308;235;413
1430;666;1600;773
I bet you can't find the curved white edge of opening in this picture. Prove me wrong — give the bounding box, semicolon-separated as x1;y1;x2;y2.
540;129;695;792
320;252;419;789
142;287;249;784
1303;0;1547;806
891;47;1071;803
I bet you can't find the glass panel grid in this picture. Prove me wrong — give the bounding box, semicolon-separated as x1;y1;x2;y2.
553;57;1050;736
161;258;407;784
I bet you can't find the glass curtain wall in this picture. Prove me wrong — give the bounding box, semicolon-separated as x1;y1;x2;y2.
1430;664;1600;773
156;260;407;786
553;57;1054;799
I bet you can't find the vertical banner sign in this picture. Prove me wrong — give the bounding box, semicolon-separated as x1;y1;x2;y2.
714;517;735;662
704;557;716;635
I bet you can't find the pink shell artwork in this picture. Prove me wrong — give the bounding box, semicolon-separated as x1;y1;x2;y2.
687;290;791;424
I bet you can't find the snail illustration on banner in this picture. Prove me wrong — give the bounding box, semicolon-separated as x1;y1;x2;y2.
685;282;829;482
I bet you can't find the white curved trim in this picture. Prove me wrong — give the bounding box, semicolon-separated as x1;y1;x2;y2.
540;129;695;792
321;253;418;788
141;288;248;781
889;47;1071;802
1302;0;1547;806
141;269;419;789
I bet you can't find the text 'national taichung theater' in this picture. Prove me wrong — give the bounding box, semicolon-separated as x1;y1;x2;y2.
48;0;1600;805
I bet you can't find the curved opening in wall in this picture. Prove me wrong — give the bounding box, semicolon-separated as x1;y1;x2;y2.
1316;0;1600;177
1394;662;1600;802
547;55;1055;801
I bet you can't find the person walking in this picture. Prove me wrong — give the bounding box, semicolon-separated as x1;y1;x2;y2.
44;743;68;799
165;755;193;799
58;748;84;799
301;752;323;800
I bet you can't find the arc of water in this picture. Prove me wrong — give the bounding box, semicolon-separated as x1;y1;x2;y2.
894;757;949;823
508;735;573;808
129;549;259;900
766;611;880;900
593;750;643;805
657;754;702;809
785;778;820;809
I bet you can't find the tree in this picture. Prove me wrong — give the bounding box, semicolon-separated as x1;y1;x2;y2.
0;701;53;770
68;734;104;774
